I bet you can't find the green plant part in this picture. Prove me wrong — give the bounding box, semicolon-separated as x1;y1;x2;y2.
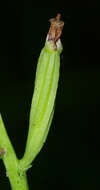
0;13;64;190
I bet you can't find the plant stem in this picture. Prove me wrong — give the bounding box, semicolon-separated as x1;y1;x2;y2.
0;114;29;190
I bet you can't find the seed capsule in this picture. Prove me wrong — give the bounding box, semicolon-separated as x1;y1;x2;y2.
20;14;64;170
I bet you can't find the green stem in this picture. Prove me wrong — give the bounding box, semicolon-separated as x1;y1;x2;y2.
0;114;29;190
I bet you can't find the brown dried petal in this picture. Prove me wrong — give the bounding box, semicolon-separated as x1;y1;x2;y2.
48;13;64;43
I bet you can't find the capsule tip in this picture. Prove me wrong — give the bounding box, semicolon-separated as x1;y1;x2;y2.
47;13;64;50
48;13;64;43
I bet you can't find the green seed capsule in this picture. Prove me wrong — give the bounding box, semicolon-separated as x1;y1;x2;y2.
19;14;64;171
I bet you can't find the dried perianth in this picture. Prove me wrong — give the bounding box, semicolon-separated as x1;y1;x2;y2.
48;13;64;44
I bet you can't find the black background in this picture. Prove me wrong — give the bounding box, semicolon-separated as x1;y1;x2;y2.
0;3;100;190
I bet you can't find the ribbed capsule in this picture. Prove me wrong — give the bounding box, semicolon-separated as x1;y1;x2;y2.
19;39;63;171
